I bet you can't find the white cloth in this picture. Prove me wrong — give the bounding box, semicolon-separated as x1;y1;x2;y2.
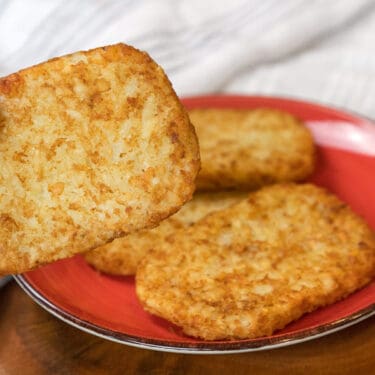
1;0;375;116
1;0;375;284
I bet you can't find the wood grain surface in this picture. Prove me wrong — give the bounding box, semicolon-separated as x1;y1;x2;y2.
0;281;374;375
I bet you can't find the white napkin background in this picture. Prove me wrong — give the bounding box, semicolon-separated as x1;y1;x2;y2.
1;0;375;116
1;0;375;284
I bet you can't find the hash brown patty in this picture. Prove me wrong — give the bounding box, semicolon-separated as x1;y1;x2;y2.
136;184;375;340
189;108;315;191
84;192;247;275
0;43;200;275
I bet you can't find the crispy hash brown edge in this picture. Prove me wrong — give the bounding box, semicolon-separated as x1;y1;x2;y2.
84;192;247;275
136;184;375;340
0;43;200;275
189;108;316;191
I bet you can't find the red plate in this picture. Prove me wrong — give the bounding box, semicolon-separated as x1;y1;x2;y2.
14;95;375;354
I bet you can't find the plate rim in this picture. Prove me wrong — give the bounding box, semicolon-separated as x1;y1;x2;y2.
14;94;375;354
13;274;375;354
181;93;375;124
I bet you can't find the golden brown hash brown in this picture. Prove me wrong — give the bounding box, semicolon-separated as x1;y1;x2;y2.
136;184;375;340
189;108;315;191
84;192;247;275
0;43;200;275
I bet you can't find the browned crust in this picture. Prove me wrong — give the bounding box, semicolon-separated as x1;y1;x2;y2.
188;108;315;191
136;183;375;340
84;192;247;275
0;43;200;275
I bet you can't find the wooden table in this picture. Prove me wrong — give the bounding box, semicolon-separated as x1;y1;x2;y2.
1;281;374;375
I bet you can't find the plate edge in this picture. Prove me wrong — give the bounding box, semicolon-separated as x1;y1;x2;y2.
13;274;375;354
